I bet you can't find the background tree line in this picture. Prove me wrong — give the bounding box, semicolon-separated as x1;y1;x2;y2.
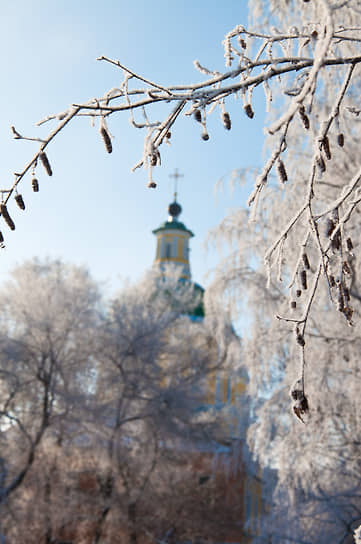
0;259;248;543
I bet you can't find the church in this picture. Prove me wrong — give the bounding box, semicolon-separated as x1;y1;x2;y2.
152;189;204;319
150;173;265;543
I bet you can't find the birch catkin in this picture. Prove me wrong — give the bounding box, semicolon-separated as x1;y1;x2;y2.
316;154;326;174
322;136;331;160
326;218;335;237
300;269;307;290
0;204;15;230
32;178;39;192
337;133;344;147
302;253;310;270
100;127;112;153
244;104;254;119
222;112;231;130
277;160;288;183
15;194;25;210
39;152;53;176
194;109;202;123
299;106;310;129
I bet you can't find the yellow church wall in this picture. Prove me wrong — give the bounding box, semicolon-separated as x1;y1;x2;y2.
206;371;217;404
154;257;189;265
202;371;249;440
204;373;246;406
154;232;190;263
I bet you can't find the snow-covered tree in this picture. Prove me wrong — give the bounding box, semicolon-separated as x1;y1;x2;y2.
81;267;237;544
0;261;240;543
0;258;101;540
202;2;361;542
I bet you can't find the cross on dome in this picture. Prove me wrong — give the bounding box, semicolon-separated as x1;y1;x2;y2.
169;168;184;202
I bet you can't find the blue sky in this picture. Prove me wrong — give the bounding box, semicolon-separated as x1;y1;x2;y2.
0;0;265;294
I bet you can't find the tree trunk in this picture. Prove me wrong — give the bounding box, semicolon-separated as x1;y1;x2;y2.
128;502;137;544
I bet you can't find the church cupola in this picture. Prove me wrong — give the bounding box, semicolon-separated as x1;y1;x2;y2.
152;170;193;280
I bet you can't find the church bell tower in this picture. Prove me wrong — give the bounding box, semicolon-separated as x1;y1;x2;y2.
152;171;193;280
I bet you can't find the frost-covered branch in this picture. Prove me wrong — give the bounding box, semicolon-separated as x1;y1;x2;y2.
2;0;361;424
3;4;360;240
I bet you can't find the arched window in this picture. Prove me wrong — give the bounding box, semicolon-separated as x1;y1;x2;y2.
165;243;171;258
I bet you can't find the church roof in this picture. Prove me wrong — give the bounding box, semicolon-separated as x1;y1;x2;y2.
152;220;194;237
188;282;205;318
